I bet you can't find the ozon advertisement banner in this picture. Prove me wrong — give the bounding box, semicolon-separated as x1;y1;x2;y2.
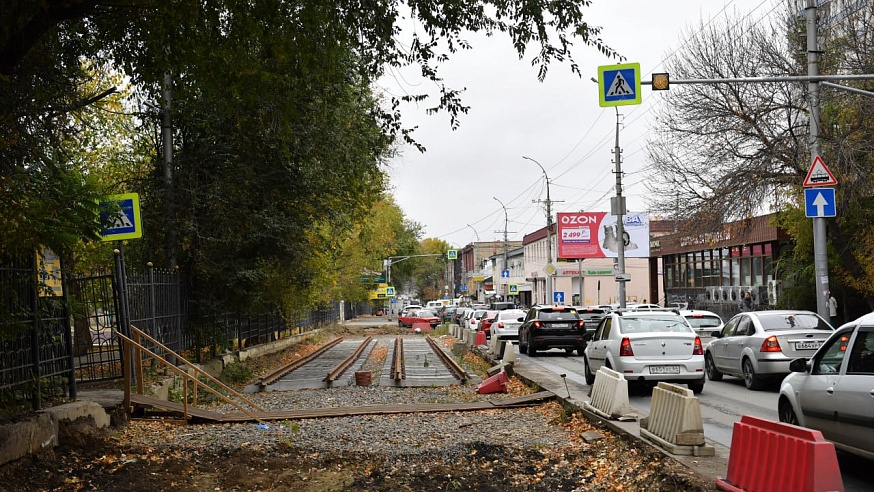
557;212;650;259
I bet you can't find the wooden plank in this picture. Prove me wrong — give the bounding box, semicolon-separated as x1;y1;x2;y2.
129;391;556;423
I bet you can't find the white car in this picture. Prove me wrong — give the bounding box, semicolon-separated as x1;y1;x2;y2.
679;310;724;342
469;309;488;331
778;313;874;460
584;310;706;393
491;309;526;341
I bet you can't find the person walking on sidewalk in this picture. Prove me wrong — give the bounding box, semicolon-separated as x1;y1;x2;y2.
828;293;838;326
739;291;754;312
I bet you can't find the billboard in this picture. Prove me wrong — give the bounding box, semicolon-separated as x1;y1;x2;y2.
557;212;650;259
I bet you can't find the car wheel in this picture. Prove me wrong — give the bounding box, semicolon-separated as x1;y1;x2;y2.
742;358;764;390
584;357;595;385
398;321;403;327
528;334;538;357
705;353;723;381
519;335;528;355
564;348;574;355
778;398;799;426
688;381;704;394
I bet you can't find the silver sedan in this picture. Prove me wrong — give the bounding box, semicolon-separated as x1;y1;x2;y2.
705;310;834;390
778;313;874;460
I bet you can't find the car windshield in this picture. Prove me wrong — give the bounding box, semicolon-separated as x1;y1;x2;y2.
684;315;722;329
539;310;579;321
758;313;832;331
498;311;525;320
620;316;692;333
417;310;436;317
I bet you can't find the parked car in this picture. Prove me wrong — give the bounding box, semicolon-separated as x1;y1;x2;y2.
439;306;458;323
478;310;500;337
679;310;723;342
398;309;440;328
778;313;874;460
491;302;516;311
469;309;488;331
454;307;473;325
705;310;834;390
584;310;705;393
518;305;586;356
401;304;423;316
492;309;526;341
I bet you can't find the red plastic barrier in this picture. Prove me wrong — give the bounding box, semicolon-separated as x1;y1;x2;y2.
716;415;843;492
475;330;487;346
476;369;509;394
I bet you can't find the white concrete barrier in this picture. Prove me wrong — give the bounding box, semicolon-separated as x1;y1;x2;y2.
487;334;499;356
583;367;632;419
500;340;516;366
639;382;714;456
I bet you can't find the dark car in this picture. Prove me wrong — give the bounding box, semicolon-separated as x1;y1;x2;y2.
575;306;608;336
439;306;458;323
518;305;587;356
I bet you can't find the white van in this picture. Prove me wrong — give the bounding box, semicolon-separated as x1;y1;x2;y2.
426;300;448;310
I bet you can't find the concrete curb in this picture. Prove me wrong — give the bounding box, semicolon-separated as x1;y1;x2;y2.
473;344;731;486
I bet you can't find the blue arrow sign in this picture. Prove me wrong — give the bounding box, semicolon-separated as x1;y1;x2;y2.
553;291;565;304
501;269;510;278
805;188;836;218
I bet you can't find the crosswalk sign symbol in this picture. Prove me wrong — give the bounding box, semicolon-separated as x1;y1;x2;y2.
508;284;518;295
598;63;641;107
99;193;143;242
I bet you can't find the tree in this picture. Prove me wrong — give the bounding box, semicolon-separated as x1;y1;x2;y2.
645;6;874;312
2;0;618;317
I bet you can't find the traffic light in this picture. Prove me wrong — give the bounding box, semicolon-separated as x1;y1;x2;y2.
651;73;670;90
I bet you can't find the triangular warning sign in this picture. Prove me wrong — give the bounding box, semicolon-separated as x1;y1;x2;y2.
803;155;837;187
606;72;634;97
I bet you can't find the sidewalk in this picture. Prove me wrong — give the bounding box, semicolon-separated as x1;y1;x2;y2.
482;344;731;486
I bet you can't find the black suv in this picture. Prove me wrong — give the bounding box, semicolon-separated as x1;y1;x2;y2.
518;305;587;356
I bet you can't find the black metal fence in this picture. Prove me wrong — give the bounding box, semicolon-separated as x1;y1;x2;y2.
1;252;353;409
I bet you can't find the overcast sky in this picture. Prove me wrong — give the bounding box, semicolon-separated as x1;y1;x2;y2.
381;0;780;249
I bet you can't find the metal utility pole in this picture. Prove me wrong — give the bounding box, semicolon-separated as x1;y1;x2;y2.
612;109;627;309
161;73;177;268
807;0;829;320
523;156;554;304
493;197;515;301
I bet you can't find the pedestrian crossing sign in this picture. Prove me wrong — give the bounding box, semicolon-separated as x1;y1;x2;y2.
598;63;641;107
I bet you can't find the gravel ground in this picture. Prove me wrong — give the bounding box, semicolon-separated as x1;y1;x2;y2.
0;328;715;491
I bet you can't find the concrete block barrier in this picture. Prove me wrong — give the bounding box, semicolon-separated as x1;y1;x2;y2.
583;367;632;419
500;340;516;366
640;382;714;457
487;333;499;356
716;415;843;492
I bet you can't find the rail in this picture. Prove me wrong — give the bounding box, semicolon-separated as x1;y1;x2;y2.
426;335;468;382
390;337;405;381
258;337;344;387
324;336;373;385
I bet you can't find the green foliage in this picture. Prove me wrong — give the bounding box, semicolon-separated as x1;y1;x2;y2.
221;362;254;384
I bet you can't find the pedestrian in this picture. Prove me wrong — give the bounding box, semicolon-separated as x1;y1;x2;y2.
739;291;754;312
828;293;838;326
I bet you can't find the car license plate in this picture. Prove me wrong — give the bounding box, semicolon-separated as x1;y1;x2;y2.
795;341;822;350
650;366;680;375
550;323;569;328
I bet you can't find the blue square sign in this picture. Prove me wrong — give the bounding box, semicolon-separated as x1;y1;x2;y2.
804;188;836;218
553;291;565;304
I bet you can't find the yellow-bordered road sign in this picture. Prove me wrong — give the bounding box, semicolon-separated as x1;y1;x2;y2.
598;63;641;107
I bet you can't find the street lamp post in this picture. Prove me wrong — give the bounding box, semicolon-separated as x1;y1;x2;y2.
523;156;553;304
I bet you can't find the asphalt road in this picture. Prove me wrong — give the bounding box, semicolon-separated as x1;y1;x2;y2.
512;346;871;491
